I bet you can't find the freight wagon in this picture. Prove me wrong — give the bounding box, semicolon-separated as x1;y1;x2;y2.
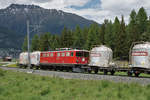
128;42;150;76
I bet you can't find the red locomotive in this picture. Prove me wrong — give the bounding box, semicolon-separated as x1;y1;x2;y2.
40;48;89;70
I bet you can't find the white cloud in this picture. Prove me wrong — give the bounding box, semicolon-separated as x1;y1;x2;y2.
34;0;150;23
0;0;90;9
34;0;90;10
69;0;150;24
0;0;150;24
98;0;150;23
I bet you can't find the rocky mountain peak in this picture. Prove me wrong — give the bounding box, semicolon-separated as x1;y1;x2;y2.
7;4;42;10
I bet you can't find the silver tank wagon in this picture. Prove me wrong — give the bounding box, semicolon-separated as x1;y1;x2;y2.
89;45;113;67
131;42;150;69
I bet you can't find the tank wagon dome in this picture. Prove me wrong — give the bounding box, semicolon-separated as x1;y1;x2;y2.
133;42;150;50
91;45;112;52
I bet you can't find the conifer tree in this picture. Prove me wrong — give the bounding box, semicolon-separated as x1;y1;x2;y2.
99;23;105;44
104;20;113;47
140;17;150;41
73;25;84;49
39;32;51;51
118;16;127;59
83;27;89;49
127;9;138;46
22;36;28;52
136;7;148;40
85;23;101;50
31;34;39;51
60;27;73;48
50;35;61;50
60;27;68;47
112;17;121;58
66;29;74;48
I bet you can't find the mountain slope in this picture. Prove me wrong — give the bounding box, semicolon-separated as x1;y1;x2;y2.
0;26;23;49
0;4;97;49
0;4;96;36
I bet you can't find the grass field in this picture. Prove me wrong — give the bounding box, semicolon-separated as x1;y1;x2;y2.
0;63;6;66
0;69;150;100
7;63;19;67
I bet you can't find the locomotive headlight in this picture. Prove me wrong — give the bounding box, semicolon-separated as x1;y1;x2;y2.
82;58;85;62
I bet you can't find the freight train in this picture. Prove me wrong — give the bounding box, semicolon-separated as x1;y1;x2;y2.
19;42;150;77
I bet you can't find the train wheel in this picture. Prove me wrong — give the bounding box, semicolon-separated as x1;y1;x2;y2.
24;66;27;69
60;67;63;71
54;67;57;71
127;71;132;76
110;70;115;75
88;69;92;73
49;67;53;71
94;69;98;74
134;71;140;77
41;66;44;70
104;70;108;75
35;66;39;70
30;66;33;69
19;65;22;68
66;67;70;72
70;67;73;72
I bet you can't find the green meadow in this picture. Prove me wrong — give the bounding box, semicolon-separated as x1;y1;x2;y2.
0;69;150;100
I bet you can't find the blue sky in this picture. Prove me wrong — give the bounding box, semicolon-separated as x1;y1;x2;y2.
0;0;150;24
70;0;101;10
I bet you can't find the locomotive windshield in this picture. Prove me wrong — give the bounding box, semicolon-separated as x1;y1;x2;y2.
76;51;89;57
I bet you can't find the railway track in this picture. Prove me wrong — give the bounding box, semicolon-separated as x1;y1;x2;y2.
0;66;150;85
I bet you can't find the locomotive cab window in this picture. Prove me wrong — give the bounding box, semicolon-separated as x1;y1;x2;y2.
76;51;83;57
84;52;89;57
50;53;53;57
66;52;70;56
57;53;60;57
47;53;49;57
76;51;89;57
62;53;65;57
43;53;47;57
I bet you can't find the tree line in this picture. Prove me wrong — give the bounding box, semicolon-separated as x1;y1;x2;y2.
22;7;150;60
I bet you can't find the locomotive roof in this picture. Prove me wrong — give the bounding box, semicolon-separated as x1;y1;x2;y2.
91;45;112;52
41;49;89;53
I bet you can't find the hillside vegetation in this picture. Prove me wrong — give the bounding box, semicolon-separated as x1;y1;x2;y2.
0;69;150;100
